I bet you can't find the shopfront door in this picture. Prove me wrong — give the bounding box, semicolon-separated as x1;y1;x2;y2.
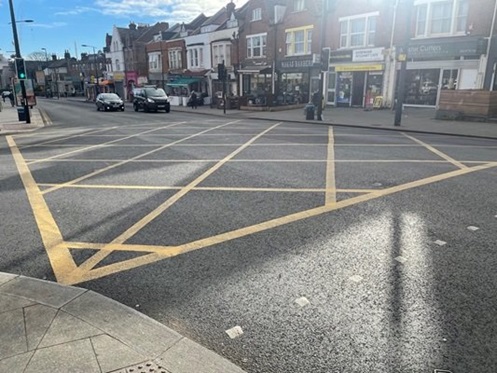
351;72;365;107
327;72;336;106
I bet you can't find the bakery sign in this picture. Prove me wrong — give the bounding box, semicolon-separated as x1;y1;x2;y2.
352;48;385;62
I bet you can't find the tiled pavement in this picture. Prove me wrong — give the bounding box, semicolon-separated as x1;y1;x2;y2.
0;273;246;373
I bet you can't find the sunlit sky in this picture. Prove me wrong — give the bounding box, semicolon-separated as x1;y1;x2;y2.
0;0;247;60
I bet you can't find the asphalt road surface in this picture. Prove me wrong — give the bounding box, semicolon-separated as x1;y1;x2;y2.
1;98;497;372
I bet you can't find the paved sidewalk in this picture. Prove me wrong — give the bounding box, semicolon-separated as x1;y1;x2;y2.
0;103;47;135
0;272;246;373
172;103;497;139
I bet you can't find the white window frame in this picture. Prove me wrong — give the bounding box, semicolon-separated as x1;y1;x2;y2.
339;12;378;49
414;0;468;38
148;52;161;72
285;26;313;56
293;0;305;12
187;47;204;69
252;8;262;21
168;49;182;70
115;59;120;71
246;33;267;58
212;43;232;67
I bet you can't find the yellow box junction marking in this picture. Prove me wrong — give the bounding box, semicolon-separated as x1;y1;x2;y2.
8;123;497;285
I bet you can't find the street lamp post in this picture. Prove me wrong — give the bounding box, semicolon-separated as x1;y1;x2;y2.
41;47;49;97
8;0;32;123
82;44;98;99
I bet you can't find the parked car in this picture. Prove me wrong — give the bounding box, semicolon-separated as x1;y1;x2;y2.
96;93;124;111
133;87;171;113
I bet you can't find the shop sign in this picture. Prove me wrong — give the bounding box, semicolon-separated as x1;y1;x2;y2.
279;58;314;70
330;50;353;63
407;38;487;59
353;48;385;62
113;72;124;81
335;64;383;72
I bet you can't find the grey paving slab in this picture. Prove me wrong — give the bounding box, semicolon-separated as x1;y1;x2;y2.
0;293;35;313
62;291;182;356
0;276;86;308
24;339;100;373
0;309;27;360
38;310;103;348
0;272;18;286
91;334;147;373
24;304;58;351
0;351;34;373
156;338;246;373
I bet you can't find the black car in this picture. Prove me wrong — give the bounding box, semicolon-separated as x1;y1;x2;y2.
133;87;171;113
96;93;124;111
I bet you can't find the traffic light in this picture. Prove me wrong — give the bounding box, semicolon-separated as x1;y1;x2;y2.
218;63;226;81
15;58;27;80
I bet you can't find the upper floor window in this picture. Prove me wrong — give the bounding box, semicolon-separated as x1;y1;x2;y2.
115;59;120;71
148;53;161;71
293;0;305;12
252;8;262;21
415;0;468;37
339;13;377;48
285;26;313;56
247;33;267;58
168;49;182;70
213;43;232;67
188;47;204;68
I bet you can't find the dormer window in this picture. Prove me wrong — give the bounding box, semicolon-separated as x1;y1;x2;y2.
252;8;262;21
293;0;305;12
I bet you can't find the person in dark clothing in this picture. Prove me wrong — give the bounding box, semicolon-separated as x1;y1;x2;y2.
189;91;197;109
8;92;15;107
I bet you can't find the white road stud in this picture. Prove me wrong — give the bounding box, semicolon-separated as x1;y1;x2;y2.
395;256;407;264
226;325;244;339
295;297;310;307
467;226;479;231
349;275;363;283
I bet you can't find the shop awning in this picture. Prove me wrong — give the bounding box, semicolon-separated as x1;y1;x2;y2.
166;78;201;87
238;65;272;74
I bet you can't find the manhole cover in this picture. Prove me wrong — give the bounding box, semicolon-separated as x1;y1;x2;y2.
110;361;169;373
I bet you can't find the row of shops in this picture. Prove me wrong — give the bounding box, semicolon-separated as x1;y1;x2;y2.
94;36;489;110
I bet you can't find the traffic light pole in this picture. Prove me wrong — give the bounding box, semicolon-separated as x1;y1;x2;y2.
8;0;30;123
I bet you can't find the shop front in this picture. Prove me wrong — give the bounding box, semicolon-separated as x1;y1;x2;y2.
400;36;487;107
238;64;272;107
329;48;385;107
277;56;320;106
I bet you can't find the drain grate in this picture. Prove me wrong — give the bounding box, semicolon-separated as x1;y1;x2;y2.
109;361;170;373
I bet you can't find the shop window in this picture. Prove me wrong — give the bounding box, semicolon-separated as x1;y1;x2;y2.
252;8;261;21
247;34;267;58
414;0;468;37
339;13;377;48
285;26;313;56
404;69;440;106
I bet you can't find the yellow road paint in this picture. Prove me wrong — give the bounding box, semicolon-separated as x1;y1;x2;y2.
402;133;468;169
41;120;242;194
18;127;117;149
7;136;77;283
69;162;497;284
74;122;283;274
27;122;186;165
37;183;376;194
325;127;336;205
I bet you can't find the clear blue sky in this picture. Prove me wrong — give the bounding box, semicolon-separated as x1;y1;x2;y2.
0;0;247;60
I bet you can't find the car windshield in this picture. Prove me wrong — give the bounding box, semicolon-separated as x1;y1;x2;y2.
144;88;167;98
100;94;120;100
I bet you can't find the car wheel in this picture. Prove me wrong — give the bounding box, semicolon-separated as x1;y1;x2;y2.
96;106;100;111
121;107;125;111
134;104;138;112
165;107;170;113
144;106;149;113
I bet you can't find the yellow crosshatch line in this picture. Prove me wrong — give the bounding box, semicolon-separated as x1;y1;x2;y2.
8;125;497;285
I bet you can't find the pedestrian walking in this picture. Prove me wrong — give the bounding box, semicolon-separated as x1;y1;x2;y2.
8;91;15;107
189;90;197;109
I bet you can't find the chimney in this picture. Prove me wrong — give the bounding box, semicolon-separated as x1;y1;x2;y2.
52;54;57;61
129;22;137;30
227;0;235;19
64;50;71;60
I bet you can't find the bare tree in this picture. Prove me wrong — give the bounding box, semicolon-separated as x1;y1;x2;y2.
26;51;49;61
